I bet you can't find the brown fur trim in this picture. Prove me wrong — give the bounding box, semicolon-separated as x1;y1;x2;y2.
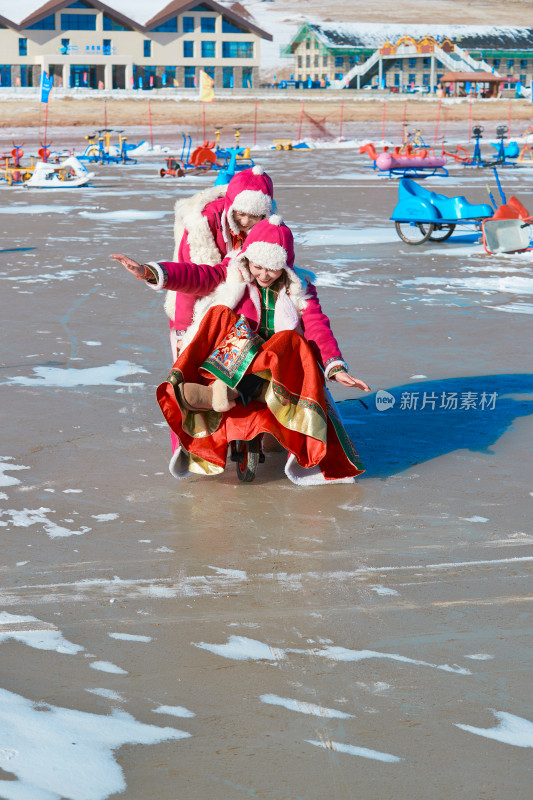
212;379;235;412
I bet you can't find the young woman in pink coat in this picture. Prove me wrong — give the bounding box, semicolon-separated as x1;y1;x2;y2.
167;165;275;359
111;217;370;485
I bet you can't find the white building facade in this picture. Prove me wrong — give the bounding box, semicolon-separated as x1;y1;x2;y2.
0;0;271;90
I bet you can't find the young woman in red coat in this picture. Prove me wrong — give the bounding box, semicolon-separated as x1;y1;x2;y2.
111;217;370;485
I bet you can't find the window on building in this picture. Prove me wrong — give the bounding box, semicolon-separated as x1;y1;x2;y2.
323;55;328;66
408;73;415;85
422;57;430;67
242;67;252;87
60;38;70;54
297;55;302;68
201;17;216;33
202;41;216;58
27;14;55;29
20;65;33;86
493;58;500;67
223;66;234;87
144;40;151;57
394;73;400;86
184;66;195;87
423;73;429;85
314;55;319;67
306;55;310;67
183;17;194;32
507;59;514;68
0;65;12;86
151;17;177;32
520;74;526;83
334;72;343;80
203;66;215;79
103;39;111;55
183;40;194;57
306;40;310;49
103;15;130;30
395;59;401;68
145;65;156;87
18;38;27;56
408;58;416;68
335;56;343;67
520;59;528;69
60;13;96;30
222;18;245;33
162;66;176;86
222;41;253;58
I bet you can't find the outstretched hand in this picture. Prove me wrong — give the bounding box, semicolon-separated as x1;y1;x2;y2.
332;372;371;391
110;253;145;279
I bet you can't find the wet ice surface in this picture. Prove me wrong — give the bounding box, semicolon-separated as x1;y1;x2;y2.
1;131;532;799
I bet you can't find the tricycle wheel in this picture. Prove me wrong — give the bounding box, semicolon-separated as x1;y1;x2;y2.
159;168;167;177
395;221;434;245
427;223;455;241
234;437;260;482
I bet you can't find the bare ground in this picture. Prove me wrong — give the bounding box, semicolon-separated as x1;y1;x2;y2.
0;95;532;132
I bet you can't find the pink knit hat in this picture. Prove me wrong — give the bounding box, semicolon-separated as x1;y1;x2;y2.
224;166;274;235
239;214;295;272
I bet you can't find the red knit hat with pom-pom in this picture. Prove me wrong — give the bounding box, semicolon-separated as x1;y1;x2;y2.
224;166;274;234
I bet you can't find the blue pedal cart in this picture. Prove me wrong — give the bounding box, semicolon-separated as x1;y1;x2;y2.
390;178;494;244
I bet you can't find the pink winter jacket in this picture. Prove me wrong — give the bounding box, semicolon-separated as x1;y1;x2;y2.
171;197;227;332
148;259;348;379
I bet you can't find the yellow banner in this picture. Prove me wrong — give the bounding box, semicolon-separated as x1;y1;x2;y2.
199;70;215;103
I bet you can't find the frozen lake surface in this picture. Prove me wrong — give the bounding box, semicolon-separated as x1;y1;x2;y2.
0;140;532;799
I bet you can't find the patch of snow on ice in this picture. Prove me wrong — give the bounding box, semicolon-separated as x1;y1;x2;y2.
456;711;533;747
465;654;494;660
291;645;471;675
79;209;171;222
86;688;126;702
89;661;128;675
0;507;91;539
260;694;354;719
83;341;102;346
0;457;30;487
91;514;119;522
370;585;400;596
4;360;149;388
400;275;533;296
460;516;489;522
152;705;196;719
207;566;247;580
0;204;76;215
0;687;189;800
306;738;402;763
492;303;533;315
296;228;398;247
0;612;84;655
193;635;285;662
108;633;152;643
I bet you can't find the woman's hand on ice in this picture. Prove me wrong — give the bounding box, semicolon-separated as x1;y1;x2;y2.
110;253;145;279
332;372;371;391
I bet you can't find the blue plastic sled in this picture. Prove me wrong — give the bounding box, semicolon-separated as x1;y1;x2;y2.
390;178;494;244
